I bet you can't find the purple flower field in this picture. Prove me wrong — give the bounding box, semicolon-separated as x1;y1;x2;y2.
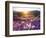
13;10;40;31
